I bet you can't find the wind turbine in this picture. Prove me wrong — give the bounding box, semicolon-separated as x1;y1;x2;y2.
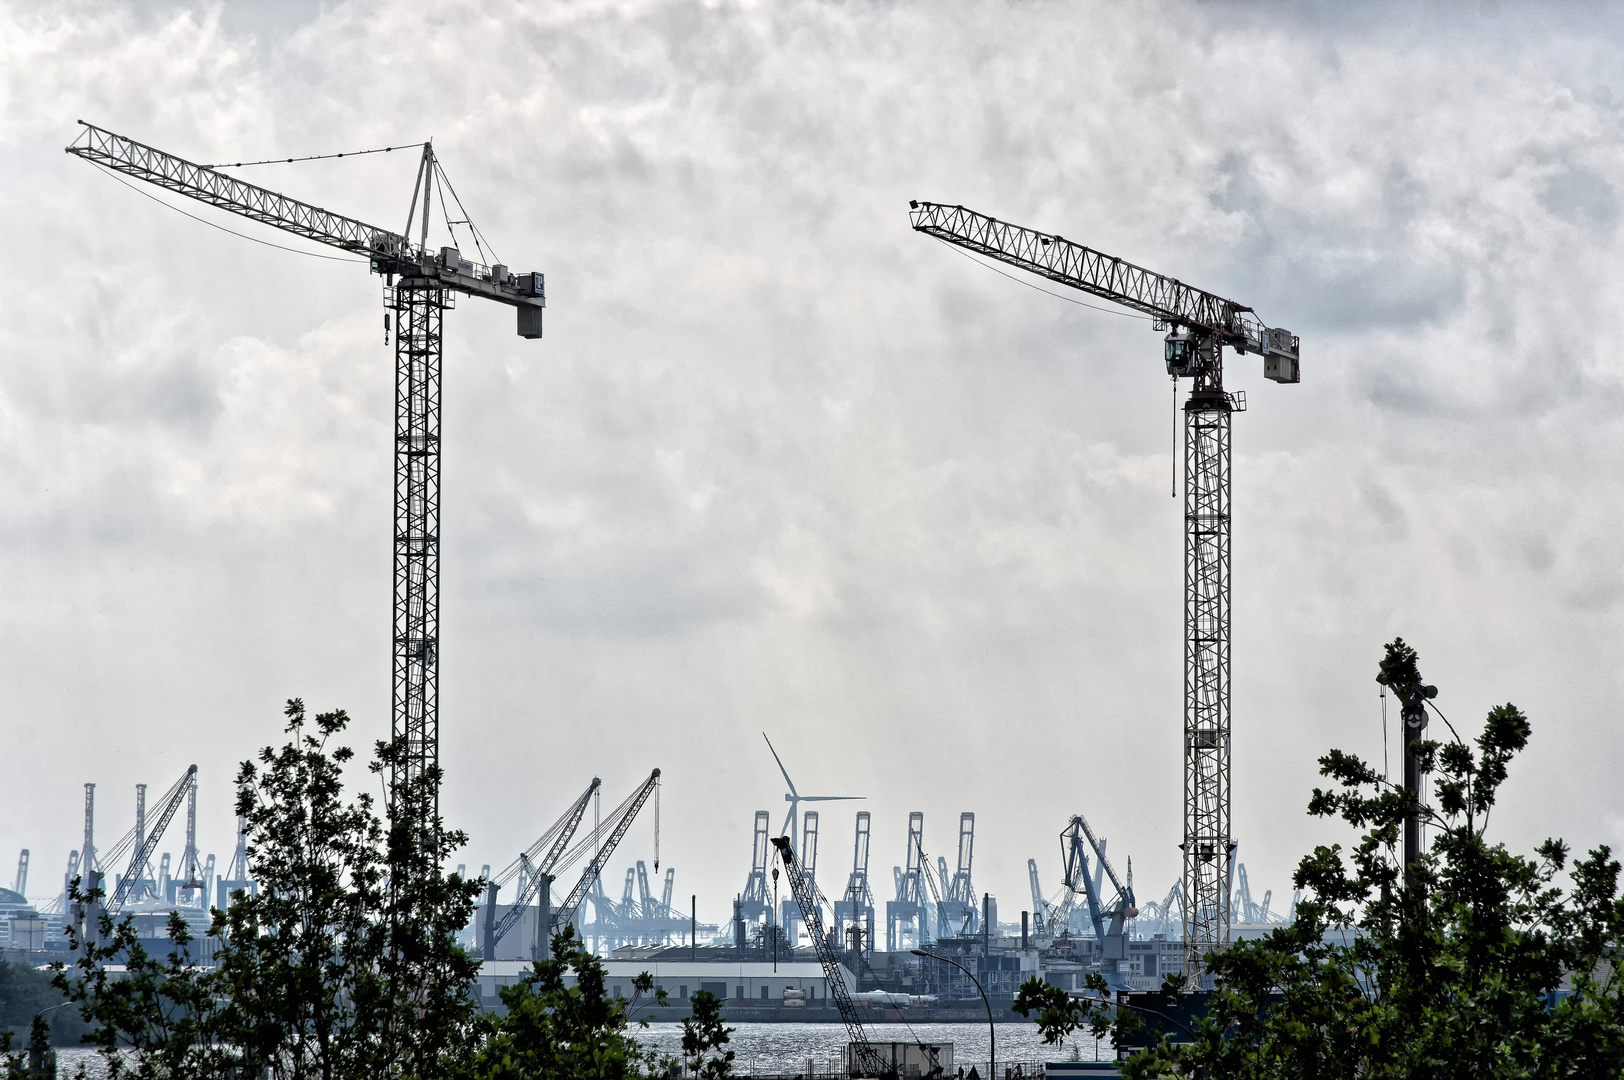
762;734;863;857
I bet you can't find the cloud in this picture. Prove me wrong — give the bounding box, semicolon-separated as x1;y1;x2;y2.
3;0;1623;928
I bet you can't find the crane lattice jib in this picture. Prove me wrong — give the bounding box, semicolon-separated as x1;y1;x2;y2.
494;778;602;889
1070;813;1130;904
553;769;661;929
112;766;197;910
907;201;1296;359
68;123;410;260
771;837;886;1079
489;778;602;949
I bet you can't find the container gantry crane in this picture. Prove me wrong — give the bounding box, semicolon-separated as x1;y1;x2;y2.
909;201;1300;979
66;123;547;829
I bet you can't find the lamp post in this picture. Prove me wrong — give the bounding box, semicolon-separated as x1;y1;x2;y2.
914;949;993;1079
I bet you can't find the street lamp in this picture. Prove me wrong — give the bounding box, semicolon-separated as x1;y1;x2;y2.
913;949;993;1079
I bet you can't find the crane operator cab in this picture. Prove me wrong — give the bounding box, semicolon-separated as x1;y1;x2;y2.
1165;328;1199;378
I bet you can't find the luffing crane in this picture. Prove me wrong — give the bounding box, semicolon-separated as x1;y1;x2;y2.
550;769;662;938
909;201;1300;979
67;123;547;830
110;766;197;911
482;777;601;959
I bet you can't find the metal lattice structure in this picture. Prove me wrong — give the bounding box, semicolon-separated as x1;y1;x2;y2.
909;200;1298;984
770;836;888;1079
391;282;447;810
1184;383;1232;971
66;122;546;836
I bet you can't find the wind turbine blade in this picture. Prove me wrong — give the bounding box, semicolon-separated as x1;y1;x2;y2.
797;795;865;802
762;733;798;796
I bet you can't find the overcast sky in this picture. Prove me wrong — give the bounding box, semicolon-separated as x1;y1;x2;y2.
3;0;1623;930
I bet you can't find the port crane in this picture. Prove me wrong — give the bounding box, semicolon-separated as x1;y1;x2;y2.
834;811;875;952
551;769;662;940
1062;813;1138;991
67;123;547;831
108;766;198;911
771;836;896;1080
12;850;26;897
910;201;1300;978
482;777;601;959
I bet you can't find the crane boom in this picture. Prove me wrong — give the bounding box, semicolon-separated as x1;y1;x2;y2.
553;769;661;928
771;836;887;1079
66;123;546;319
112;766;197;910
907;201;1297;367
488;778;602;950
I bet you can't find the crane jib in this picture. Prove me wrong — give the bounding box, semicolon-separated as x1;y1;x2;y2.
66;122;546;329
907;200;1298;368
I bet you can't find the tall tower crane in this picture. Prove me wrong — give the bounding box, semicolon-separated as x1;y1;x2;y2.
909;201;1300;978
66;123;547;826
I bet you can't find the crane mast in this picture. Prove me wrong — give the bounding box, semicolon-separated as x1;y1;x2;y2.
909;201;1299;981
66;123;546;833
770;836;889;1080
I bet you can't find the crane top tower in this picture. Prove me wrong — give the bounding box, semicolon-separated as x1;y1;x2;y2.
910;198;1300;982
69;123;547;337
68;121;549;837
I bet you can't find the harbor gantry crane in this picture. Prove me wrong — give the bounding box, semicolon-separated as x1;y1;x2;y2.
909;201;1300;978
66;123;547;829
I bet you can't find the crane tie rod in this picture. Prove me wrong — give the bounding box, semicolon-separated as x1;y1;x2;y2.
204;142;426;169
89;163;366;264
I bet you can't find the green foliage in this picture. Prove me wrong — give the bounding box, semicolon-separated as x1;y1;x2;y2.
467;926;673;1080
0;958;88;1047
1053;638;1624;1080
53;698;484;1080
680;989;735;1077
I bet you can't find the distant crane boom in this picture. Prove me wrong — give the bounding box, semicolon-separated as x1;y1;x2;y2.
112;766;197;910
487;778;601;952
553;769;661;929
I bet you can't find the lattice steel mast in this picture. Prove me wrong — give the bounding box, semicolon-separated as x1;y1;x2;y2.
908;201;1299;982
66;122;546;829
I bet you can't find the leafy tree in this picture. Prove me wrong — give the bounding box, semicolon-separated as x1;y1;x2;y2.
54;699;484;1080
0;958;89;1047
680;989;734;1077
1016;638;1624;1078
467;925;673;1080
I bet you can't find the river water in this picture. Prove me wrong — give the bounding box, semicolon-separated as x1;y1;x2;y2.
56;1022;1109;1076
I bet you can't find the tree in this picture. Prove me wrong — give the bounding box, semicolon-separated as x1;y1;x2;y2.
1016;639;1624;1078
680;989;734;1077
0;958;89;1047
54;699;485;1080
467;926;673;1080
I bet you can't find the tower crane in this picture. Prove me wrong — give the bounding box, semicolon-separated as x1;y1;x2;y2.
771;836;893;1080
482;777;601;959
66;123;547;830
909;201;1300;979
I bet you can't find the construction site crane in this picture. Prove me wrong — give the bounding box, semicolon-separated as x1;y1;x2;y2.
110;766;197;911
552;769;661;935
910;201;1300;979
67;123;547;832
483;777;601;959
771;836;891;1080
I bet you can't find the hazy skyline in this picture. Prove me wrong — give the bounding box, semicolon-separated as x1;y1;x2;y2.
3;0;1623;927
